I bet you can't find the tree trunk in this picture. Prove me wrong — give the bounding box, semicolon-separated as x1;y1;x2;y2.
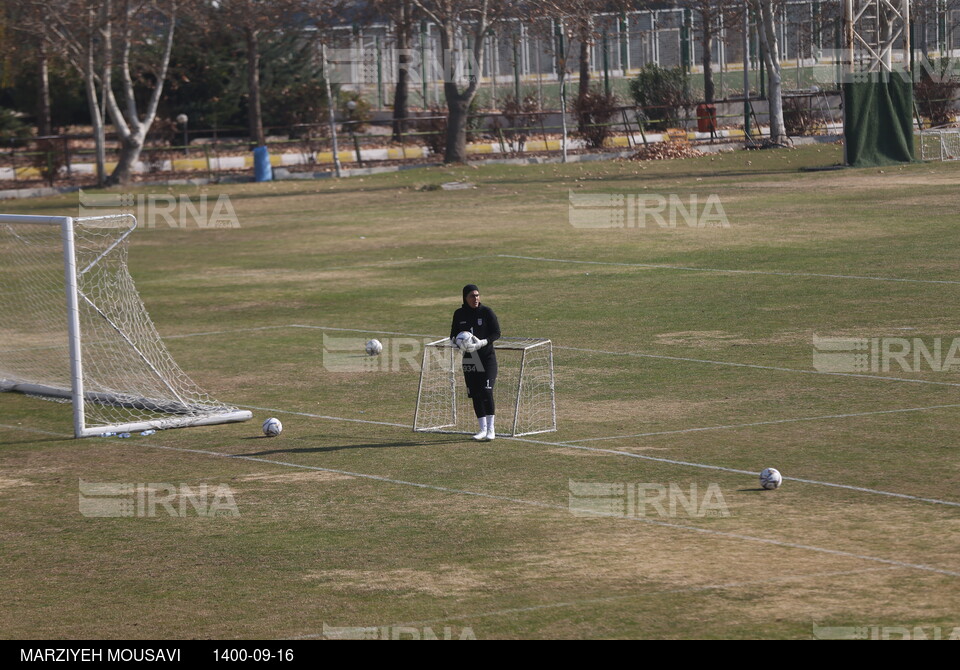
392;10;410;142
756;0;786;144
444;89;469;163
247;27;265;147
578;37;591;99
83;69;106;187
37;43;52;136
577;28;591;132
440;22;483;164
82;6;106;187
702;12;715;105
109;135;145;185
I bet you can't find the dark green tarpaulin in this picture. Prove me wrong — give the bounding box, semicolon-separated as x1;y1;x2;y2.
843;78;915;167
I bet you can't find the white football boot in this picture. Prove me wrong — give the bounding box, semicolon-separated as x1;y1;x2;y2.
484;415;496;441
472;416;488;441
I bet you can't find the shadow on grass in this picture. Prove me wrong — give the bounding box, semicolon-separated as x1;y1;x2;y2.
0;436;71;446
237;436;466;457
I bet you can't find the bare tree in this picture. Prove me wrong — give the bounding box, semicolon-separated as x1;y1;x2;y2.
751;0;787;145
33;0;110;184
410;0;514;163
367;0;423;141
677;0;739;105
36;0;178;185
213;0;278;147
2;1;54;136
102;0;178;185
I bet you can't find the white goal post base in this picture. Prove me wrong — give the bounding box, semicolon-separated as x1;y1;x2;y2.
0;380;252;437
414;337;556;438
0;213;252;438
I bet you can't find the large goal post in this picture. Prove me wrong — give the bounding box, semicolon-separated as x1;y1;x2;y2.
0;213;252;437
414;337;556;437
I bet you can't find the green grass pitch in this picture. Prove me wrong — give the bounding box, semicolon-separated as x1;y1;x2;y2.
1;145;959;639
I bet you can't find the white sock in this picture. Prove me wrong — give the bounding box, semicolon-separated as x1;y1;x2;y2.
477;416;488;432
486;415;495;433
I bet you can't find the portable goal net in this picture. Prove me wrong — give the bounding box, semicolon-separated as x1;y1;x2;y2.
414;337;556;437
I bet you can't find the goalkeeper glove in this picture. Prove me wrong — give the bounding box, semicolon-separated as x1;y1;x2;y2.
475;338;488;349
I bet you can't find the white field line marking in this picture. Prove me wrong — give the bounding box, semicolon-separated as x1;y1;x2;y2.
560;345;960;388
374;567;903;632
164;325;292;340
286;323;960;389
98;446;960;578
5;423;959;579
291;567;902;638
499;254;960;286
506;432;960;508
569;403;960;443
7;318;959;506
233;404;960;508
310;254;495;274
238;404;409;429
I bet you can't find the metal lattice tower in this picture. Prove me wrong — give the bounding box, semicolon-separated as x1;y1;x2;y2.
844;1;912;74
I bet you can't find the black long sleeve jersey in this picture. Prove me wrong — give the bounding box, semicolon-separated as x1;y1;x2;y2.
450;304;501;357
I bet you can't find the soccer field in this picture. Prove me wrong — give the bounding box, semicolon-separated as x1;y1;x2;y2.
2;145;959;640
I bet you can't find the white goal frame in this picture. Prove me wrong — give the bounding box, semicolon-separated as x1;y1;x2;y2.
414;337;556;437
917;128;960;162
0;213;252;437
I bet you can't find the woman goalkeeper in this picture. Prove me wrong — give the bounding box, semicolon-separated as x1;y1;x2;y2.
450;284;501;441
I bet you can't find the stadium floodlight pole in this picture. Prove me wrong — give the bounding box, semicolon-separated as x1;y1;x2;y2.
322;44;343;178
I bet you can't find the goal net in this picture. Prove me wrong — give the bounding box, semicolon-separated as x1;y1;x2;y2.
414;337;556;437
0;213;251;437
917;128;960;162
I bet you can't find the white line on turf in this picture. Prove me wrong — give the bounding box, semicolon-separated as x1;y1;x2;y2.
374;567;903;632
6;424;959;579
559;345;960;388
18;388;954;508
227;404;960;508
498;254;960;286
283;323;960;389
569;403;960;442
238;405;409;429
99;442;960;579
164;325;292;340
505;433;960;508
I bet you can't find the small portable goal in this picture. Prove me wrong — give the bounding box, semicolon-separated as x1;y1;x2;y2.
414;337;556;437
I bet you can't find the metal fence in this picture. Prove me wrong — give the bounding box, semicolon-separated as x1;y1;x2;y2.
328;0;960;110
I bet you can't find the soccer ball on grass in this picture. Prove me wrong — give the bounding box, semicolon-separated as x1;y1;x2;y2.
365;339;383;356
262;417;283;437
759;467;782;490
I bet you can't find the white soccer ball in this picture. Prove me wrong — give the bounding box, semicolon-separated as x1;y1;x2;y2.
760;467;782;490
455;331;475;352
262;417;283;437
365;339;383;356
